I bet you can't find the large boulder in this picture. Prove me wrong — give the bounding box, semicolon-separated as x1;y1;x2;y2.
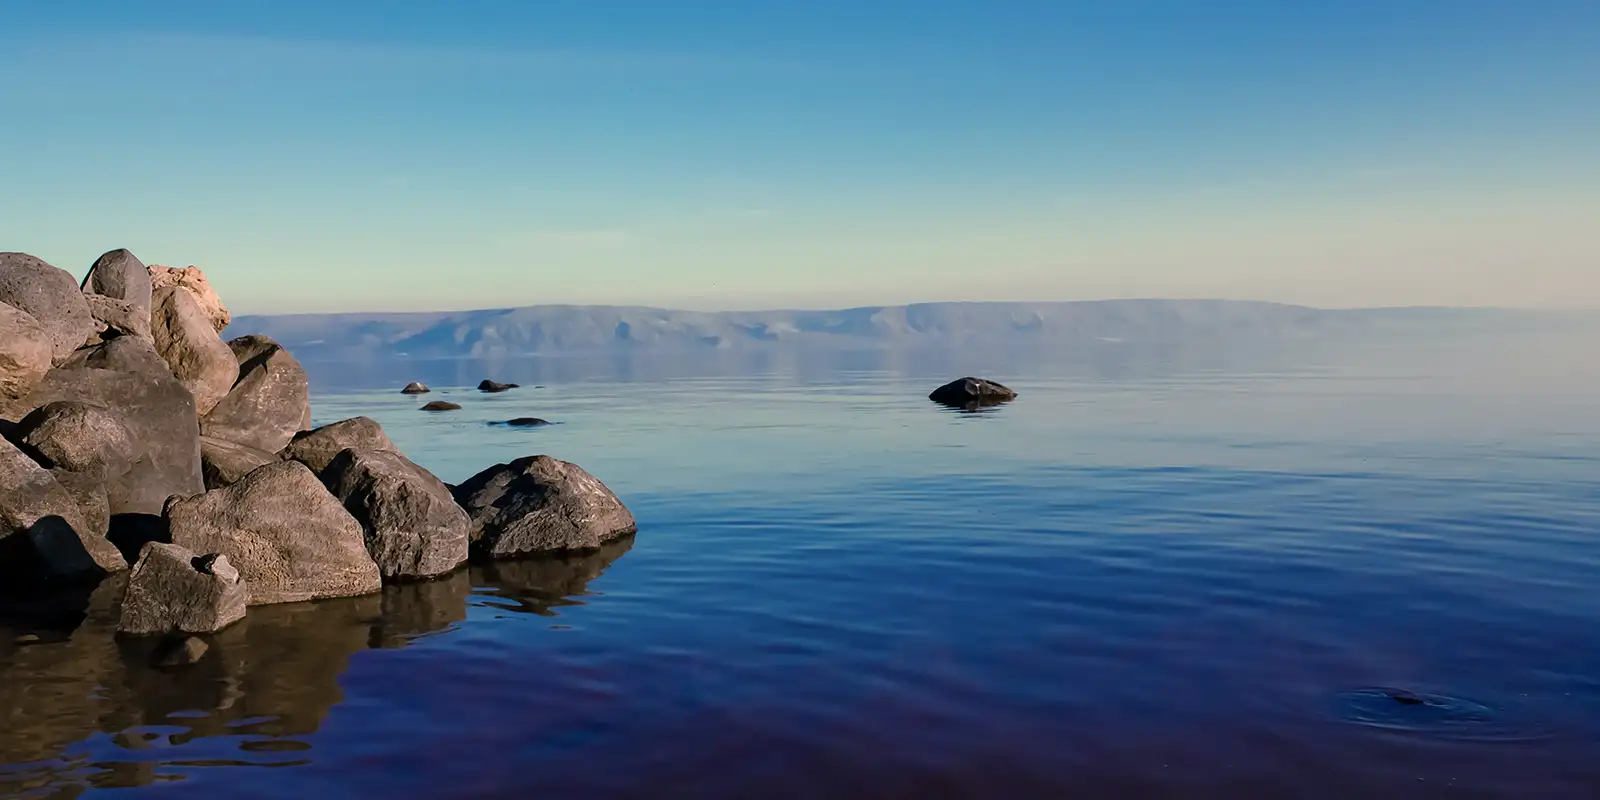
81;249;154;316
117;542;247;635
0;437;125;581
199;436;278;490
199;335;310;453
320;448;469;580
0;253;95;363
928;377;1018;408
12;401;142;481
12;337;203;517
149;264;229;333
47;468;110;543
166;460;381;605
84;294;153;343
0;303;53;411
150;286;238;416
280;417;395;475
452;455;636;558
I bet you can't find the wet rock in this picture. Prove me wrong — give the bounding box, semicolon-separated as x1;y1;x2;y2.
928;376;1018;407
150;286;238;416
0;303;53;411
477;380;519;393
421;401;461;412
117;542;247;635
82;248;155;316
166;460;381;605
401;382;430;394
0;253;96;363
320;448;469;580
279;417;395;475
150;635;209;667
15;337;203;517
500;417;550;427
200;335;310;453
453;455;636;558
200;435;278;490
148;264;229;333
0;437;125;581
84;294;153;343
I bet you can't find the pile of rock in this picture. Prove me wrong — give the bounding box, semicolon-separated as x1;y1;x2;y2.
0;248;636;640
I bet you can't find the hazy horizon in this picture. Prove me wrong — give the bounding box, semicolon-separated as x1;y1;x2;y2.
3;2;1597;315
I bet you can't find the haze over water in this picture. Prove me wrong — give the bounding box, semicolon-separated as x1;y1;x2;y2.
2;331;1597;798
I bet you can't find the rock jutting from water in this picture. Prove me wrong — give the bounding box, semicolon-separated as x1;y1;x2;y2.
401;382;430;394
0;246;634;640
928;377;1018;408
477;380;519;393
499;417;550;427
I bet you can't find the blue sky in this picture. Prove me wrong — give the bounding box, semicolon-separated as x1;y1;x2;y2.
2;1;1597;313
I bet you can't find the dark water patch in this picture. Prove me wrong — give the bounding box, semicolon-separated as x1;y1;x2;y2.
1335;687;1555;742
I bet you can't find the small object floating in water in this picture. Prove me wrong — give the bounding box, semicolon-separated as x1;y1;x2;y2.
928;376;1017;408
1334;687;1549;742
420;401;461;412
494;417;552;427
478;380;519;393
400;382;430;394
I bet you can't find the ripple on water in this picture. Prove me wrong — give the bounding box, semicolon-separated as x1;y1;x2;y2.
1334;687;1554;742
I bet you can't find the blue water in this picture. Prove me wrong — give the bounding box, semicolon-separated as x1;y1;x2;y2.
3;338;1599;798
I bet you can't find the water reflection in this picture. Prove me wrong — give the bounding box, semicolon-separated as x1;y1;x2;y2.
0;539;632;794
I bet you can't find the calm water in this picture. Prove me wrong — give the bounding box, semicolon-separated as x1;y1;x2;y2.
3;337;1600;798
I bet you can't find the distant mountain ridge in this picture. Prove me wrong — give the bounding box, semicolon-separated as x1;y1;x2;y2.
224;300;1588;361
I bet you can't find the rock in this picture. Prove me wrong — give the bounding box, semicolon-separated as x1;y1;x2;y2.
420;401;461;412
453;455;636;558
166;460;381;605
12;401;142;481
117;542;247;635
148;264;229;333
401;382;430;395
200;435;278;490
12;337;203;517
150;286;239;416
320;448;469;580
81;249;154;316
0;303;55;413
199;336;310;453
478;380;519;393
500;418;550;427
928;377;1018;408
0;437;126;581
0;253;95;363
279;417;395;475
83;294;152;342
48;468;110;542
150;635;209;667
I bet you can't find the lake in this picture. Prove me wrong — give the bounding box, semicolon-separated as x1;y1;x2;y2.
3;334;1599;798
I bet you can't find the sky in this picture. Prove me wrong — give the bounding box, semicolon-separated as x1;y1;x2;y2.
1;1;1597;314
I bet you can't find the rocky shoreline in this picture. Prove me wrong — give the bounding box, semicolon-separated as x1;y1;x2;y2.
0;249;637;639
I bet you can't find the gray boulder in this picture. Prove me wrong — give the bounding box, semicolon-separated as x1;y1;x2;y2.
200;336;310;453
401;382;430;394
13;401;142;481
0;437;125;580
0;303;53;412
84;294;153;343
166;460;381;605
48;468;110;542
279;417;395;475
421;401;461;412
13;337;203;516
150;286;238;416
81;248;154;316
0;253;95;363
118;542;247;635
928;377;1018;407
200;435;278;490
320;448;469;580
452;455;636;558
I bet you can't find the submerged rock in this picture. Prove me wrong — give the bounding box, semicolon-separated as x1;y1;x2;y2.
117;542;247;635
320;448;469;580
421;401;461;412
82;249;155;317
0;437;126;581
500;417;550;427
200;335;310;453
149;264;229;333
200;435;278;490
0;303;54;411
279;417;395;475
453;455;636;558
400;382;430;395
928;377;1018;408
150;286;238;416
150;634;210;667
166;460;381;605
0;253;95;364
477;380;519;393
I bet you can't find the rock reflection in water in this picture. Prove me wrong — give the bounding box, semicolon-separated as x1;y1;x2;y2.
0;538;632;794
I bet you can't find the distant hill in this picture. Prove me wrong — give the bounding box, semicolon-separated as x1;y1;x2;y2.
224;300;1593;361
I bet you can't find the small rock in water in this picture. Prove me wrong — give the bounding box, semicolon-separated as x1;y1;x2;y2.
478;380;519;393
401;382;430;395
421;401;462;412
454;455;636;558
1388;690;1428;706
150;635;210;668
928;376;1018;408
501;418;550;427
